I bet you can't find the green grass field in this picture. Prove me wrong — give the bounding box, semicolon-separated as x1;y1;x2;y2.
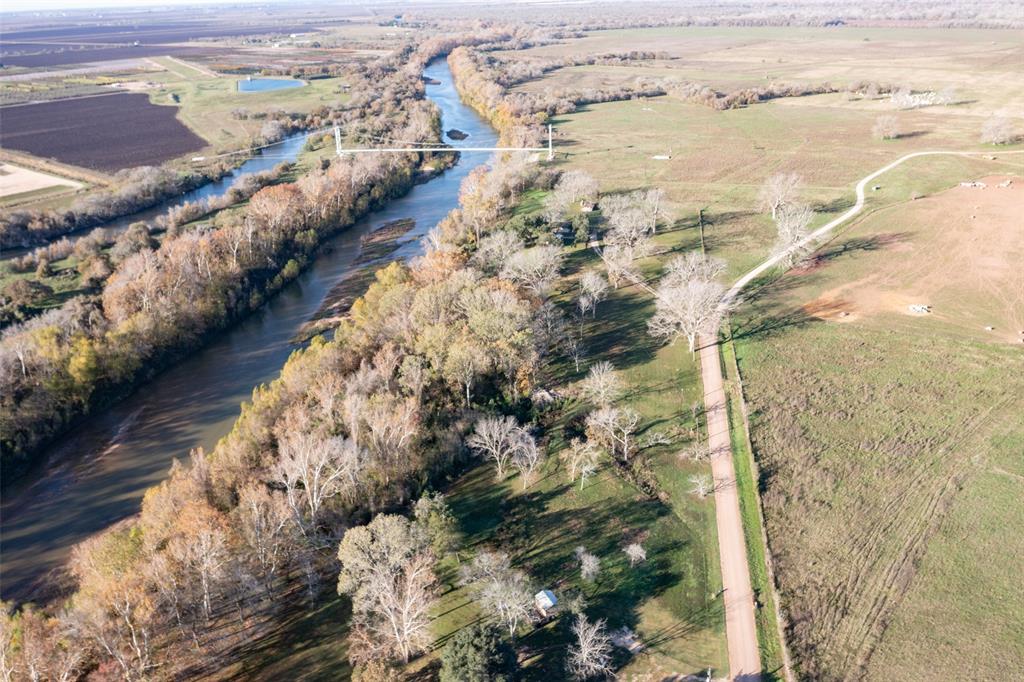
547;95;1020;285
729;160;1024;678
149;68;351;153
517;31;1023;677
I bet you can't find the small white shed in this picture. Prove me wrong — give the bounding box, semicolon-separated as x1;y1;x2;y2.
534;589;558;616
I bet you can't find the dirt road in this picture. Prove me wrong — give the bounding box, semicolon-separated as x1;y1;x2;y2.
699;333;762;681
701;149;1023;680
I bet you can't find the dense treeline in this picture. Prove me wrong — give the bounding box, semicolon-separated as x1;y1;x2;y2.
0;167;216;250
0;85;379;251
0;59;566;675
454;47;906;117
4;163;292;279
405;0;1024;29
488;51;675;87
0;66;446;481
446;46;663;139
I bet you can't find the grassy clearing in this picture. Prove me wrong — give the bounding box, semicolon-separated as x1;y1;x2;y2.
0;254;92;313
547;94;1019;284
532;36;1023;678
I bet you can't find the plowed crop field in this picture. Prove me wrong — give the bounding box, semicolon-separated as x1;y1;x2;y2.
0;93;205;171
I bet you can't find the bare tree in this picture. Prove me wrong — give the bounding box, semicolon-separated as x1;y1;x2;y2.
567;615;614;680
337;514;436;663
460;551;533;638
981;115;1017;145
467;415;525;479
585;406;641;461
579;361;623;407
648;279;725;354
575;547;601;583
758;172;802;220
678;442;712;463
578;269;609;318
511;431;543;489
624;543;647;567
774;203;815;268
873;115;900;140
565;333;587;373
601;189;664;246
166;503;230;622
690;474;714;499
500;245;564;297
599;244;641;289
562;438;600;489
236;484;293;596
274;430;361;530
473;230;524;274
663;251;725;287
545;170;599;221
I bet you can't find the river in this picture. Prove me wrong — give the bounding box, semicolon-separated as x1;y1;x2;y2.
2;129;313;262
0;60;497;602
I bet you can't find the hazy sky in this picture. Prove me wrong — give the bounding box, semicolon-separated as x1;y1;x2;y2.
3;0;264;12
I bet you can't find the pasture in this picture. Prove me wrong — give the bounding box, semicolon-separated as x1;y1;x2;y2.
730;159;1024;679
516;25;1023;678
0;93;206;172
506;26;1024;114
147;61;350;151
548;93;1015;281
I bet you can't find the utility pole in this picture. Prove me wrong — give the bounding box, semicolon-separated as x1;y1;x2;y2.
334;125;342;157
547;124;553;161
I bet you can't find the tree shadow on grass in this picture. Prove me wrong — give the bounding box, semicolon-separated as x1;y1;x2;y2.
583;288;660;371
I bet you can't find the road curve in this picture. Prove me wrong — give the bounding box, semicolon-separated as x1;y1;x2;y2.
701;148;1022;680
723;149;1024;307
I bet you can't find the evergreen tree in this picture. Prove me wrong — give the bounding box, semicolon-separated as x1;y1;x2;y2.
440;622;518;682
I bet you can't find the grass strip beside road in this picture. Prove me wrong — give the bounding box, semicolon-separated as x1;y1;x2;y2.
721;332;788;681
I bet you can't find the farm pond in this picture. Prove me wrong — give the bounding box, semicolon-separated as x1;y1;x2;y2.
237;77;305;92
0;59;499;603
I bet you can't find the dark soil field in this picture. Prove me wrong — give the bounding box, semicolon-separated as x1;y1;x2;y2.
0;93;206;171
1;45;221;69
0;20;319;68
2;20;318;43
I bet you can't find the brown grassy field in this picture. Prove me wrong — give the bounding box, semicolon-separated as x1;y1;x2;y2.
505;26;1024;115
731;162;1024;680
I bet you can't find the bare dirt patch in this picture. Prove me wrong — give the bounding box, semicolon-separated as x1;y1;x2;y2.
798;175;1024;342
0;162;83;198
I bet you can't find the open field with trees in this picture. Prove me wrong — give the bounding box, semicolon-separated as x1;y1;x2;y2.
478;25;1022;678
2;5;1022;681
502;26;1024;113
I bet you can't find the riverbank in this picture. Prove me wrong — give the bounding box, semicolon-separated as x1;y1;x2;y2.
292;217;416;342
0;59;500;604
